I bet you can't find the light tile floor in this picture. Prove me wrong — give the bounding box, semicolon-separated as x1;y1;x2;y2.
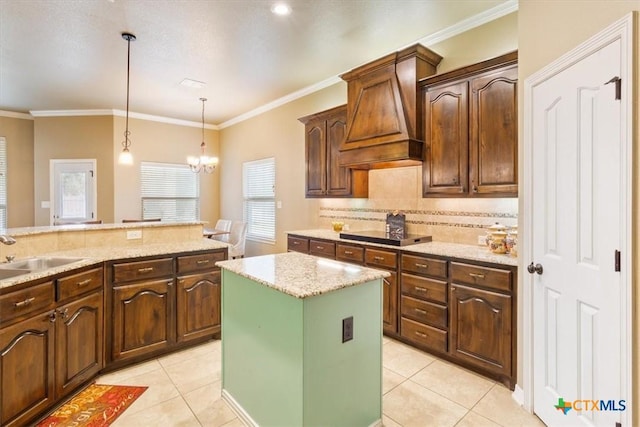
98;337;545;427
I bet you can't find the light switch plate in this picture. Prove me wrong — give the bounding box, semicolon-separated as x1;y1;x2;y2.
342;316;353;343
126;230;142;240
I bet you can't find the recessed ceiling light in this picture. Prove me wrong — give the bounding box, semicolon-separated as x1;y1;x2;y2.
180;78;206;89
271;3;291;16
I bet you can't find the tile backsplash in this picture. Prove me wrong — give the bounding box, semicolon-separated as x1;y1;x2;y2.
318;166;518;245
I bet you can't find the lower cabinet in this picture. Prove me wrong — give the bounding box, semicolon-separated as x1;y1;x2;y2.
287;233;517;388
111;278;175;362
0;267;104;427
107;250;226;366
177;271;221;342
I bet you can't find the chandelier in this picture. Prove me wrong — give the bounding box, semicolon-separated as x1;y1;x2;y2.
118;32;136;165
188;97;219;173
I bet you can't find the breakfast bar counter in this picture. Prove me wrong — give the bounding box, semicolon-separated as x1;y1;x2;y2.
217;252;390;427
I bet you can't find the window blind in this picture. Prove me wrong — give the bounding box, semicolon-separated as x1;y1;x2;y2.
0;138;6;229
140;162;199;221
243;157;275;243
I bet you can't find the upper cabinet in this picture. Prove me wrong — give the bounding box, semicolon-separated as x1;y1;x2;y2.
299;105;368;198
339;44;442;169
422;52;518;197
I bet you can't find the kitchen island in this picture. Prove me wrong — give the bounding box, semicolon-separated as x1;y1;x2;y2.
217;252;390;427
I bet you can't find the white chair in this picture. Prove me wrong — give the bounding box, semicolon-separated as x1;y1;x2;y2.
228;221;247;259
212;219;232;242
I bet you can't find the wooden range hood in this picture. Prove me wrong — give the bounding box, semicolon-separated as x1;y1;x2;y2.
339;44;442;169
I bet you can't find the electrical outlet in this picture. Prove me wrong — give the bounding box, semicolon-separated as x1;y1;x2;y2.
126;230;142;240
342;316;353;343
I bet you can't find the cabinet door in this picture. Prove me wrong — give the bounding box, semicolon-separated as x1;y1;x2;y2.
177;272;221;343
325;111;351;196
55;291;103;398
305;120;327;197
449;284;512;378
111;279;175;362
469;65;518;196
382;271;398;335
0;311;55;427
423;81;468;196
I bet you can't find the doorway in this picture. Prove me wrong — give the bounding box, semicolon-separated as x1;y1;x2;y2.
50;159;97;225
523;14;633;427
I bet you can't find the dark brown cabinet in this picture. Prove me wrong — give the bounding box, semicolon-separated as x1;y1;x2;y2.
299;105;368;198
365;248;398;335
422;52;518;197
176;251;225;343
0;267;104;427
108;250;226;366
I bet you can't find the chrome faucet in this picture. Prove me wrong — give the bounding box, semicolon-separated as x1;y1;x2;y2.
0;235;16;245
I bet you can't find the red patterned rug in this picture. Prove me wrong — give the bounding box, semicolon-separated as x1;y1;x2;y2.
36;383;147;427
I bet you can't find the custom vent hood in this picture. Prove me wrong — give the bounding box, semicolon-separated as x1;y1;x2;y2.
339;44;442;169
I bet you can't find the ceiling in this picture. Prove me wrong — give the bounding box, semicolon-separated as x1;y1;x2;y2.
0;0;515;127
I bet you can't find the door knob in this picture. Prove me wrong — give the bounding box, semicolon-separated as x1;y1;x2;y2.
527;262;543;275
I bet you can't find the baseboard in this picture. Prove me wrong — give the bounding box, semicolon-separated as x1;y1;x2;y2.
368;419;383;427
512;384;525;407
221;389;259;427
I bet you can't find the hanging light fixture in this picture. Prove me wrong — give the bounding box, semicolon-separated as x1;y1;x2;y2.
188;97;219;173
119;32;136;165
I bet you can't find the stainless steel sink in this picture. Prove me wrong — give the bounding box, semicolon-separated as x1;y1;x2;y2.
0;257;85;272
0;268;32;279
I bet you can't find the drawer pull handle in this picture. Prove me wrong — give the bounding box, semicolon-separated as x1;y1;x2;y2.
414;331;427;338
196;259;210;265
383;278;391;286
414;308;427;315
415;286;427;293
373;256;384;261
14;297;35;308
316;246;324;250
415;263;429;269
344;250;354;255
77;279;92;287
138;267;154;273
469;272;486;280
293;241;300;245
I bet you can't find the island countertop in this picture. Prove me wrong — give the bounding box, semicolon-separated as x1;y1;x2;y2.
217;251;390;299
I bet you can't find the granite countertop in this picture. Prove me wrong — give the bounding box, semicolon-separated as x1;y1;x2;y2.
217;252;390;299
288;229;518;267
0;239;229;290
2;221;206;237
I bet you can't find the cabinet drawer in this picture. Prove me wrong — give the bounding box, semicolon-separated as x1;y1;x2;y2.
401;317;447;353
309;239;336;258
0;282;55;323
401;296;447;329
177;252;225;274
401;273;447;304
336;244;364;264
450;262;512;292
112;258;173;283
365;248;397;269
287;236;309;253
57;267;103;301
401;254;447;279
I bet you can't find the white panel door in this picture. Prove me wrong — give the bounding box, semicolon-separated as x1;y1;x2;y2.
51;160;97;225
530;39;625;426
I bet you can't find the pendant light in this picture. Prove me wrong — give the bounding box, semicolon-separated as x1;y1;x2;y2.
187;97;219;173
118;32;136;165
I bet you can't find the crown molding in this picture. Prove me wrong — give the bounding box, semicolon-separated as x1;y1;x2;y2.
218;75;342;129
219;0;518;129
0;110;34;120
29;109;218;130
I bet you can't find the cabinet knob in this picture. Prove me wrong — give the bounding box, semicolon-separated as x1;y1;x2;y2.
49;312;57;323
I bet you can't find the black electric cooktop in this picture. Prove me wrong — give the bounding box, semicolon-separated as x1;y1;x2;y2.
339;230;432;247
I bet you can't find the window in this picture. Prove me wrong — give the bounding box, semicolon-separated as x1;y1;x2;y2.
51;160;96;224
243;157;275;243
0;138;6;228
141;162;199;221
